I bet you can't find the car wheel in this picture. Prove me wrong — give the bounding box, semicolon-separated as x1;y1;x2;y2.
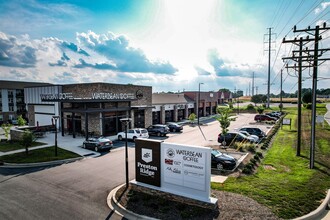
217;163;224;170
222;141;227;146
82;143;86;149
133;136;137;142
118;135;123;141
94;146;98;152
157;132;161;137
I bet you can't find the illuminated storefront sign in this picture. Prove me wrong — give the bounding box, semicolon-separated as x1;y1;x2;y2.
40;92;137;101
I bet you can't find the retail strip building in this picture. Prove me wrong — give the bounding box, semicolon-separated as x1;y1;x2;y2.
25;83;152;138
23;82;232;139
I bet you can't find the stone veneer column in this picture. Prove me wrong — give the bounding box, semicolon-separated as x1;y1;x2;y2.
145;108;152;128
130;111;135;129
203;101;206;117
160;105;165;124
185;104;189;119
173;105;178;122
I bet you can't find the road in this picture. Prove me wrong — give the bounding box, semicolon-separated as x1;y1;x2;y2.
0;113;269;220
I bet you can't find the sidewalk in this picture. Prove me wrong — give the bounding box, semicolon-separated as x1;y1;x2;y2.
0;130;119;158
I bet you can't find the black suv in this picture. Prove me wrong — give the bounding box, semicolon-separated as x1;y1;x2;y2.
147;124;170;137
166;122;183;132
239;127;266;138
217;132;250;146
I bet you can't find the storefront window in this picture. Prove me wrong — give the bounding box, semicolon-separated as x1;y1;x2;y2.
152;112;160;124
165;110;173;123
134;110;145;128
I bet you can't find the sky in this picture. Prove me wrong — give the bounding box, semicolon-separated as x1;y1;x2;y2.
0;0;330;94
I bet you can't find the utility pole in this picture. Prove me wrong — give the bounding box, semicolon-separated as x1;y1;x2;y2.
252;72;255;96
282;23;330;168
280;69;283;113
283;37;306;156
264;28;276;108
256;86;258;95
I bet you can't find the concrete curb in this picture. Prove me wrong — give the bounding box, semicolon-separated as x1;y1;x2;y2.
0;157;84;168
293;189;330;220
107;184;158;220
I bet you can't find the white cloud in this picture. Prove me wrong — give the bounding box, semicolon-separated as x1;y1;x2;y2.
315;2;330;14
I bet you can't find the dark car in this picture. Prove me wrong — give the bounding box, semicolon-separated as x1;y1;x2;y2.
211;149;237;170
265;112;280;119
239;127;266;139
166;122;183;132
82;137;113;152
217;132;252;146
254;114;277;122
147;124;170;137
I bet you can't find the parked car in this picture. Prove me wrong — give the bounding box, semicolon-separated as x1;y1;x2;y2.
117;128;149;141
166;122;183;132
254;114;277;122
239;127;266;139
82;137;113;152
211;149;237;170
147;124;170;137
238;130;259;143
217;131;253;146
265;112;280;119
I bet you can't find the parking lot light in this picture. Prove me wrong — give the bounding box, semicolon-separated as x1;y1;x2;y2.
52;116;60;157
198;83;204;125
120;118;132;188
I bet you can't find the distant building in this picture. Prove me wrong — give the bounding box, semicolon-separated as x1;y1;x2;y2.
0;80;51;124
151;91;233;124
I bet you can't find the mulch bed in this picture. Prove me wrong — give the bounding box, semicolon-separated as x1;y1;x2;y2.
116;185;281;220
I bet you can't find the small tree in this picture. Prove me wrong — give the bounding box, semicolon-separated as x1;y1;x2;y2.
17;115;27;126
188;113;196;124
257;106;264;114
215;107;235;146
1;123;12;141
251;94;267;105
21;129;36;155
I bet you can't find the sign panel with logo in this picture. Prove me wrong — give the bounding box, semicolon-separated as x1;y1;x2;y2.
161;142;212;202
163;145;206;191
135;139;161;187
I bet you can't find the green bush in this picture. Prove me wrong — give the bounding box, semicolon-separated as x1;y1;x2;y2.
256;152;263;158
250;158;257;165
246;104;255;110
254;154;260;161
247;145;256;153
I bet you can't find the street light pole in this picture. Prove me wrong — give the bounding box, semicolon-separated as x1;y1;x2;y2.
52;116;60;157
120;118;132;188
197;83;203;125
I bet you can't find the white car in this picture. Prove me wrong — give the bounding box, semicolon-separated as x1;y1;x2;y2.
117;128;149;141
239;131;259;143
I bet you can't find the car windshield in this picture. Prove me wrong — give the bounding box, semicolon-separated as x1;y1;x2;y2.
239;132;247;138
211;150;222;157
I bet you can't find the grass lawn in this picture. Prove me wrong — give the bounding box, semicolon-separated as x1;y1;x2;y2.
0;146;81;163
212;105;330;219
0;140;46;152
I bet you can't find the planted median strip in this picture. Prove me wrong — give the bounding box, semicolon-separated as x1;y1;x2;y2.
212;106;330;219
0;146;80;163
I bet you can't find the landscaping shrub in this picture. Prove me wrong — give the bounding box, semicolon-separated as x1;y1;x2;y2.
250;158;257;165
246;145;256;153
256;152;263;158
253;154;260;161
246;104;255;111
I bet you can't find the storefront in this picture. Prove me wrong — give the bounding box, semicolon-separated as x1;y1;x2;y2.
25;83;152;139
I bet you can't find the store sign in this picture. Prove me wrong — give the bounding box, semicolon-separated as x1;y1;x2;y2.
40;93;74;101
134;140;213;203
135;139;161;187
40;92;136;101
